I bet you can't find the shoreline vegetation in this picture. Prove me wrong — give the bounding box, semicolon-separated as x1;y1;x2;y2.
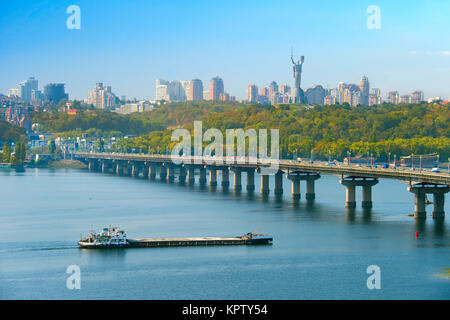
48;159;87;169
31;102;450;160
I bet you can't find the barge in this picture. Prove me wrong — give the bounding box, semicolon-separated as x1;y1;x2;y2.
78;226;273;248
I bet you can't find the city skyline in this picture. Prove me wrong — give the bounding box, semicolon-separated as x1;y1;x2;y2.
1;0;450;100
6;73;434;107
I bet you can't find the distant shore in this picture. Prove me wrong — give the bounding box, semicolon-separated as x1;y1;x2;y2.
49;160;87;169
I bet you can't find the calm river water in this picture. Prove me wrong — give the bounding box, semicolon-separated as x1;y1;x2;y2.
0;168;449;299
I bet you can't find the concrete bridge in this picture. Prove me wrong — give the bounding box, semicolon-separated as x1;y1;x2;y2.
73;152;450;219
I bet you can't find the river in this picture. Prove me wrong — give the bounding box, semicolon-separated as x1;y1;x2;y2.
0;168;448;299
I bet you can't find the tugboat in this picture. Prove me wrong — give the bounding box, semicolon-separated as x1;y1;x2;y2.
78;226;127;248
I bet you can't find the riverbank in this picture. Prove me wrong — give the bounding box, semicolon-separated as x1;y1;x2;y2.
49;159;87;169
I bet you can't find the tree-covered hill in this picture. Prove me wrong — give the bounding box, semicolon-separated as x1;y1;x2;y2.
32;102;450;160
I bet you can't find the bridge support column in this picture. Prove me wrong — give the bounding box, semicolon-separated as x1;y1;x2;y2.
179;166;187;183
131;164;139;177
88;159;98;172
274;171;283;195
101;162;108;174
149;164;156;179
126;164;132;176
432;192;445;219
362;185;373;208
199;167;207;185
305;175;320;200
187;167;195;185
142;165;149;179
260;175;269;195
167;166;175;182
233;169;242;191
247;171;255;191
115;162;122;176
345;184;356;208
221;168;230;188
160;165;167;181
209;168;217;187
340;180;356;208
412;189;426;219
287;175;300;200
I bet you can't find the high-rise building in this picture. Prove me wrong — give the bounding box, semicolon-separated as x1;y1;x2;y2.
279;85;291;103
209;76;224;100
219;92;230;101
260;87;269;98
155;79;187;101
411;91;424;104
305;85;326;105
358;75;370;105
16;77;39;102
188;79;203;101
181;81;191;101
246;85;259;103
269;81;278;96
324;95;336;105
44;83;68;104
399;95;412;104
386;91;399;104
368;88;382;106
8;88;20;98
86;83;116;109
336;83;360;106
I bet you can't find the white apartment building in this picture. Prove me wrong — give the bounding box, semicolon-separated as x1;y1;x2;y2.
87;83;117;109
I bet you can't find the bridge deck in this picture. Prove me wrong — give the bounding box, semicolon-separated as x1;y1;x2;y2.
73;152;450;185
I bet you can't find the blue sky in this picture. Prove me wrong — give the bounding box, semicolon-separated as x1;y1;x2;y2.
1;0;450;100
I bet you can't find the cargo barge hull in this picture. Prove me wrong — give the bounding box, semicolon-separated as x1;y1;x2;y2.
127;237;272;247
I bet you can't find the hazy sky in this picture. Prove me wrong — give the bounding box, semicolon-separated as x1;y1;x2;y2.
1;0;450;100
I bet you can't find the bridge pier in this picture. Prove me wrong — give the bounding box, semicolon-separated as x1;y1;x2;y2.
101;161;109;174
287;175;301;200
209;168;217;187
160;165;167;181
232;169;242;191
433;192;446;218
287;172;320;200
179;166;187;183
247;170;255;191
187;166;195;185
142;164;149;179
340;177;378;208
221;168;230;188
260;175;269;195
88;159;98;172
131;164;140;177
126;164;132;176
167;165;175;182
408;183;450;219
149;164;157;179
305;175;320;200
115;162;122;176
274;170;283;195
199;167;207;185
344;184;356;208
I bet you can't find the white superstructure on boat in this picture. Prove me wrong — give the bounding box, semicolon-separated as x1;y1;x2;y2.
78;226;127;248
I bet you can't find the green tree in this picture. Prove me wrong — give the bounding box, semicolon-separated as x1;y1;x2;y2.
2;142;11;163
48;140;56;155
11;141;26;165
